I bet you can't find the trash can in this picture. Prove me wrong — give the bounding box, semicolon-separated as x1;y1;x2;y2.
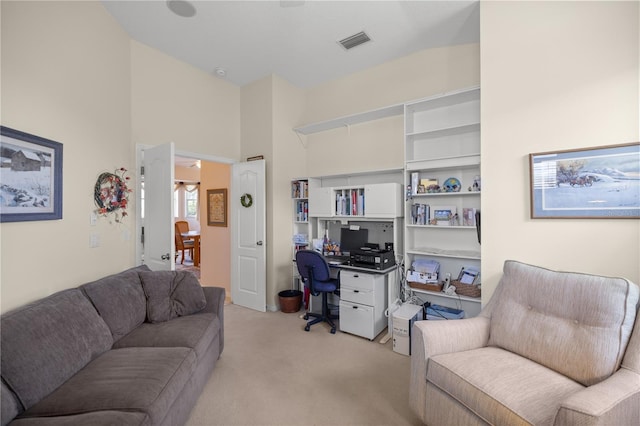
278;290;302;313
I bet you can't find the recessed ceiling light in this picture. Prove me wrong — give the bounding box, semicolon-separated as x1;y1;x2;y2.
214;67;227;78
166;0;197;18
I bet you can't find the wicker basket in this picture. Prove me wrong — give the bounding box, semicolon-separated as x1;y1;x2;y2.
453;281;481;298
408;281;443;292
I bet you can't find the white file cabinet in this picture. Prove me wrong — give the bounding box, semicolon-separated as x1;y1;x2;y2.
339;269;388;340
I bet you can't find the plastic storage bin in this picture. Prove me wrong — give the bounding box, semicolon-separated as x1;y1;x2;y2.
426;304;464;320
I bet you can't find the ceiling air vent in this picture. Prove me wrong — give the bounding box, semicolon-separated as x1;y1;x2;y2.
338;31;371;50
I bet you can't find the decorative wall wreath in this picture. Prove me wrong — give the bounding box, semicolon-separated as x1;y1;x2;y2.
94;168;131;222
240;193;253;208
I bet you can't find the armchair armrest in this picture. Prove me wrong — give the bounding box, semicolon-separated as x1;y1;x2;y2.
555;368;640;426
409;316;491;420
202;286;225;355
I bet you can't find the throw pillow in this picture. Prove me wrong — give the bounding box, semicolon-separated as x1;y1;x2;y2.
139;271;206;323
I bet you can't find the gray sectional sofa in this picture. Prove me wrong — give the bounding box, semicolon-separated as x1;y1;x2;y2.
1;265;225;426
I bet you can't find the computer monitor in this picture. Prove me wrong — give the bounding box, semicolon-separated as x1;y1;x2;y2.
339;228;368;255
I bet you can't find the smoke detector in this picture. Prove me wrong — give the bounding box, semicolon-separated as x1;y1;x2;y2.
338;31;371;50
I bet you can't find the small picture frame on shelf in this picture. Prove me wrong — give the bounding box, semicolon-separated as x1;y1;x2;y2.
432;206;456;226
462;208;477;226
457;266;480;285
420;178;438;188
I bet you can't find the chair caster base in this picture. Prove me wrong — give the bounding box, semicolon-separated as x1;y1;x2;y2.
304;325;310;332
330;327;336;334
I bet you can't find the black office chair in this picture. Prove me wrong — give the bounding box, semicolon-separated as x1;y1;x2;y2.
295;250;340;334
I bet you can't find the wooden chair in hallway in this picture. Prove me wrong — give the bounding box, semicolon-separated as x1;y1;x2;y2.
175;221;194;264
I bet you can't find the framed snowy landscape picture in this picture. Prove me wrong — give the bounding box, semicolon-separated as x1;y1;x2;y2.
530;142;640;219
0;126;63;222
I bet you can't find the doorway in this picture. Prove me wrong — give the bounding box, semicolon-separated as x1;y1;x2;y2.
175;154;232;299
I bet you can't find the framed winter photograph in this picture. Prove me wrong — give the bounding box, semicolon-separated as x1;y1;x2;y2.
529;142;640;219
0;126;63;222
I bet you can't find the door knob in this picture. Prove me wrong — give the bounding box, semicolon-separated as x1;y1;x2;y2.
161;253;171;260
256;241;263;246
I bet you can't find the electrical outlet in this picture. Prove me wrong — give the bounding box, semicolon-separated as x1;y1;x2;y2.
89;233;100;248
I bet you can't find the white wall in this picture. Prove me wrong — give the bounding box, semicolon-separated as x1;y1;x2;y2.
0;1;243;313
480;1;640;301
272;76;306;307
301;43;480;177
130;41;241;159
240;75;307;310
1;1;133;312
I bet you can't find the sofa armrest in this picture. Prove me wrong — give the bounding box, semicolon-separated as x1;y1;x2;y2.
409;316;490;421
202;286;225;355
555;368;640;426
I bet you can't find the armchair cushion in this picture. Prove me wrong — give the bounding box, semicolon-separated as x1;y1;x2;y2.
488;261;639;386
139;271;206;323
428;346;583;425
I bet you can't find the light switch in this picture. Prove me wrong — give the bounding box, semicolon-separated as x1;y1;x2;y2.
90;211;97;226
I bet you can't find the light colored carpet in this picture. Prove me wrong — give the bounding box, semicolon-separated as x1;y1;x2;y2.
186;303;423;426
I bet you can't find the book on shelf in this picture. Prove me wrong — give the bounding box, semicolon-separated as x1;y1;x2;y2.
335;189;364;216
296;200;308;222
463;208;477;226
411;203;430;225
291;180;308;198
292;234;308;245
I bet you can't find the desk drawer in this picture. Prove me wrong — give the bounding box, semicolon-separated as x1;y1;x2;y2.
340;286;374;306
339;301;374;340
340;271;381;291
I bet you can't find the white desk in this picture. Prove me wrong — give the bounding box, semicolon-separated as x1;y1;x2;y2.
312;264;397;342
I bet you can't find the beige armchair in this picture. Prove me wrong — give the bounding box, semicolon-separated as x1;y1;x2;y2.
410;260;640;426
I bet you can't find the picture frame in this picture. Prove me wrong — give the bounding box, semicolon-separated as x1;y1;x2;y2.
0;126;63;222
529;142;640;218
207;188;227;227
431;205;456;226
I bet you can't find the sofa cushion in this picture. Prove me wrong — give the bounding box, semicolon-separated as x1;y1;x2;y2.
488;260;639;386
81;265;150;341
428;346;584;426
18;347;195;426
1;381;21;425
11;411;149;426
0;289;113;411
139;271;206;323
113;312;220;360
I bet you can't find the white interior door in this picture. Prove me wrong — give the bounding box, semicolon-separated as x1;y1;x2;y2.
231;160;266;311
141;143;175;271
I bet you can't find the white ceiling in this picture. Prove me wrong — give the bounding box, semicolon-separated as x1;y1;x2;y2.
101;0;480;88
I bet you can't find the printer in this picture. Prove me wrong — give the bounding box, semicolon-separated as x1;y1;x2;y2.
349;249;396;270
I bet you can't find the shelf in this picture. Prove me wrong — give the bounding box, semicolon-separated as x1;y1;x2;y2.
407;248;480;260
405;87;480;113
410;287;481;304
406;154;480;171
294;104;404;135
406;122;480;139
406;225;477;230
408;192;480;198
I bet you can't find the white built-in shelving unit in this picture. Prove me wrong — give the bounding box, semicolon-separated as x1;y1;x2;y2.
404;87;482;316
